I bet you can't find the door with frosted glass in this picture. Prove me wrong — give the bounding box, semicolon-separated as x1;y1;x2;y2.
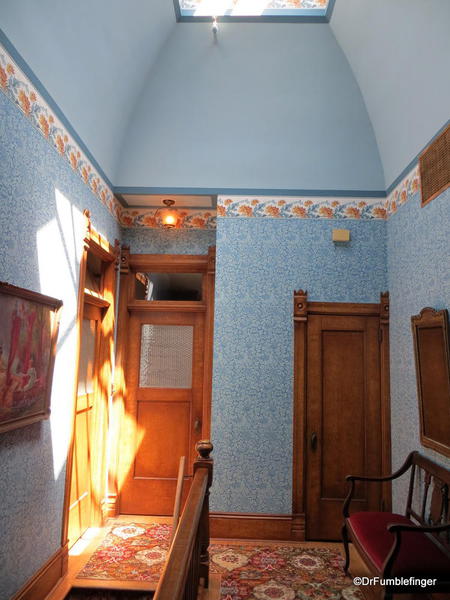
120;311;204;514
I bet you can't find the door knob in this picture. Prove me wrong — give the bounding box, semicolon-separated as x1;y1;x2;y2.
194;418;201;433
311;432;318;450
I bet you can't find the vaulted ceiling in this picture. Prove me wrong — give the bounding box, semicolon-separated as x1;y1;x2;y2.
1;0;449;191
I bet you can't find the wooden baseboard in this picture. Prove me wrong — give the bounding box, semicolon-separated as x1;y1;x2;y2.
210;512;295;540
290;513;306;540
11;544;68;600
101;494;119;519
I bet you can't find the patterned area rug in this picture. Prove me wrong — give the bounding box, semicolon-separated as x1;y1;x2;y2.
209;544;362;600
77;522;363;599
78;522;171;583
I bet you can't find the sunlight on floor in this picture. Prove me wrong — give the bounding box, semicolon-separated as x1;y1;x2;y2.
69;527;102;556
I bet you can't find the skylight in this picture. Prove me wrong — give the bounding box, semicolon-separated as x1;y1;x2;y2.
177;0;332;20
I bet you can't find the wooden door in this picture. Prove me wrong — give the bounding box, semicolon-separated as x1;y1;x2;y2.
68;303;101;547
119;310;205;515
305;313;383;540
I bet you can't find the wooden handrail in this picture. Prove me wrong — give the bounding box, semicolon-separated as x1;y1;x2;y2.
154;440;213;600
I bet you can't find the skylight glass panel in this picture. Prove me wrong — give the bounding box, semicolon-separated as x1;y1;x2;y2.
179;0;330;18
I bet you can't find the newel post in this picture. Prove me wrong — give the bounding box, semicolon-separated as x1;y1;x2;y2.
194;440;213;588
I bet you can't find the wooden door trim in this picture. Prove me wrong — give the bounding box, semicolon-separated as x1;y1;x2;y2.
129;253;209;273
127;300;207;313
61;210;119;548
292;290;391;540
108;247;216;516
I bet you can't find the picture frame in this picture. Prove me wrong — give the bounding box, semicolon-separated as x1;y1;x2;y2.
0;281;62;434
411;307;450;458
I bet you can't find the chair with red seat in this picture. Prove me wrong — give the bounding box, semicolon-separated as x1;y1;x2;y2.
342;451;450;599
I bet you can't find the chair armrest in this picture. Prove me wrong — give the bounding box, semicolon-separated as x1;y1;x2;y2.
382;521;450;577
388;522;450;534
343;452;416;518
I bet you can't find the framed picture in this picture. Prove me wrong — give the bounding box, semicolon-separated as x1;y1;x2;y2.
0;282;62;434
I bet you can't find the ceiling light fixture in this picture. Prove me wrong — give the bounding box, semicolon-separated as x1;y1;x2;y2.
156;198;179;229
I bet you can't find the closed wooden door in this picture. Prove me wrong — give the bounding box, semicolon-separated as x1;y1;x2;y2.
68;303;101;547
119;310;205;515
306;314;382;540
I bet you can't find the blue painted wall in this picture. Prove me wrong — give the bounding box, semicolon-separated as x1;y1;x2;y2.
117;22;385;192
387;189;450;510
211;216;387;513
0;91;120;600
331;0;450;188
122;228;216;254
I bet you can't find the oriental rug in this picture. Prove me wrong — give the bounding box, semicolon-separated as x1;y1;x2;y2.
76;522;363;599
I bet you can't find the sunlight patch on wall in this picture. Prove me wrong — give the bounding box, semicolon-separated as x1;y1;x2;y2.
36;189;84;480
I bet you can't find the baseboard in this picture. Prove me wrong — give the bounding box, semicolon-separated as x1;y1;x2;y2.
210;512;296;540
101;493;119;519
290;513;306;540
11;544;68;600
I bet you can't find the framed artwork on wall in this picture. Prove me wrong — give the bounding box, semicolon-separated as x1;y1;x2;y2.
411;307;450;458
0;282;62;434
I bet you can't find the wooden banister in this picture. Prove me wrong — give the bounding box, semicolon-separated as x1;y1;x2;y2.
154;440;213;600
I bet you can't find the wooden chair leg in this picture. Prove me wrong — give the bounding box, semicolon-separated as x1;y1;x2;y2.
341;522;350;573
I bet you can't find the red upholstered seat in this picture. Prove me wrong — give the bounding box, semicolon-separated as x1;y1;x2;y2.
347;512;450;577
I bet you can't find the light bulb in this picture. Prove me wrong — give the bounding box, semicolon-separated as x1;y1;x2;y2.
163;213;176;227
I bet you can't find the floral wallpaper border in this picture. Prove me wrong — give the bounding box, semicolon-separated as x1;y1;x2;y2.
120;208;217;229
0;43;122;222
385;164;421;217
0;41;422;229
217;195;387;219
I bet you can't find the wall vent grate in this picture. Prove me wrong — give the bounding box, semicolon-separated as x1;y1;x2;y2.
419;123;450;207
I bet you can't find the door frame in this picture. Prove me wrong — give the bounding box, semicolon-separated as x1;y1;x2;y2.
108;246;216;517
291;290;391;540
61;210;119;550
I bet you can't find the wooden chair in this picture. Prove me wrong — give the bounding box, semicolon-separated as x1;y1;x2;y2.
342;451;450;599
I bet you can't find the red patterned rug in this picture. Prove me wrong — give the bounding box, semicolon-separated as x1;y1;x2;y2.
77;522;362;599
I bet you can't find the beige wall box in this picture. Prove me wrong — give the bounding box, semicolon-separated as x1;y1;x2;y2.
332;229;351;243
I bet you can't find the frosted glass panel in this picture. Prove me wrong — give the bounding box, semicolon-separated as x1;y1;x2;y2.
78;319;97;395
139;325;193;388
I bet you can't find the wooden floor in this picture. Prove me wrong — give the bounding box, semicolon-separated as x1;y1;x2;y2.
45;516;435;600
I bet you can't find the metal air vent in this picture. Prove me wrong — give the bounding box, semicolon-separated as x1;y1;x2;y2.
419;123;450;207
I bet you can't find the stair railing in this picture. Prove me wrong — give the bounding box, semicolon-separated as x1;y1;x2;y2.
153;440;213;600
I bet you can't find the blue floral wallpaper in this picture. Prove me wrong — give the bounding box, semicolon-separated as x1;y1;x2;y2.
122;227;216;254
387;188;450;511
0;91;120;600
211;217;387;513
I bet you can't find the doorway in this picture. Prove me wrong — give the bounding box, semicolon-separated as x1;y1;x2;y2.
112;248;215;516
63;212;119;549
292;292;391;541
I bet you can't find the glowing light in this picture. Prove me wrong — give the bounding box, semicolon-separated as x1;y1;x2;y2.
163;213;177;227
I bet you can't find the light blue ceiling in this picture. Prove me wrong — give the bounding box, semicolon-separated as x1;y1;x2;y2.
330;0;450;189
0;0;175;183
1;0;449;191
116;21;385;192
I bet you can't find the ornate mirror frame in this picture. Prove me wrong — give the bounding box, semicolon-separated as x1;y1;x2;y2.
411;307;450;458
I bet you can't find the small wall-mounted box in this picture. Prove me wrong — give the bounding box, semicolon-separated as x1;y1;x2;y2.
332;228;351;243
